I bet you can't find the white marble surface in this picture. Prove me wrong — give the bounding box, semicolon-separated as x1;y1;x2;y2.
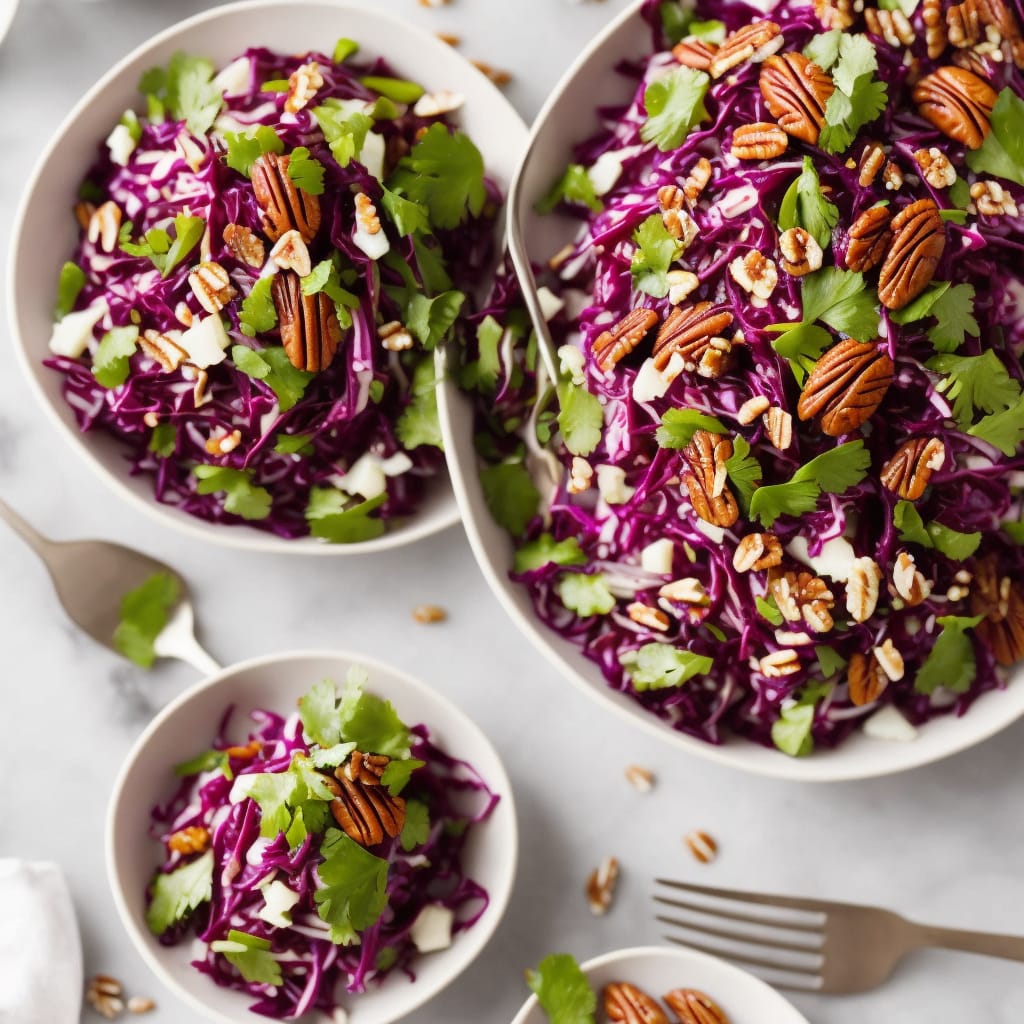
2;1;1024;1022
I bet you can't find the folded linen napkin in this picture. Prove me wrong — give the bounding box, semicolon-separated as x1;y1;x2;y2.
0;860;82;1024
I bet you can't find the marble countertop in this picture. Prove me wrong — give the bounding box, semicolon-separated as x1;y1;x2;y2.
2;0;1024;1021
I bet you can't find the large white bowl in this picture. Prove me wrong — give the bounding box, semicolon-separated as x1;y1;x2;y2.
106;649;518;1024
437;0;1024;781
7;0;528;555
510;945;810;1024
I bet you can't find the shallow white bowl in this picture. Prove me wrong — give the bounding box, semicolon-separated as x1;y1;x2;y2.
437;0;1024;781
107;649;517;1024
510;945;809;1024
7;0;528;555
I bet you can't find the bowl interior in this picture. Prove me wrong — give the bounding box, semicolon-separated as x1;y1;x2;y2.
510;945;810;1024
437;0;1024;781
8;0;528;555
107;649;517;1024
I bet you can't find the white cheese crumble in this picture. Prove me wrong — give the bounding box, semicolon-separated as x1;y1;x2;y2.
48;300;108;359
177;315;230;368
786;535;858;582
105;123;137;167
353;217;390;260
640;538;675;575
863;705;919;742
536;286;565;322
213;56;252;96
409;904;454;953
597;465;634;505
257;880;301;928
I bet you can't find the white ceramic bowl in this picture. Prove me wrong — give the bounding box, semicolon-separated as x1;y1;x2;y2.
510;945;809;1024
7;0;528;555
437;0;1024;781
107;649;517;1024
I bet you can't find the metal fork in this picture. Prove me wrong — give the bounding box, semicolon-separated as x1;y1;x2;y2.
654;878;1024;993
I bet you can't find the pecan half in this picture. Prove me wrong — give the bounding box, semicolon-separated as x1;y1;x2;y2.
586;856;620;915
971;556;1024;665
880;437;946;500
682;158;713;205
272;270;344;371
652;302;734;374
709;21;783;78
877;199;946;310
673;37;717;71
759;52;835;145
912;66;997;150
847;651;888;706
923;0;949;58
797;338;894;435
845;206;893;273
979;0;1024;68
592;308;659;372
681;430;739;528
892;551;932;606
731;122;789;160
947;0;983;47
341;750;390;785
663;988;731;1024
251;152;321;242
604;982;669;1024
323;772;406;847
846;556;882;623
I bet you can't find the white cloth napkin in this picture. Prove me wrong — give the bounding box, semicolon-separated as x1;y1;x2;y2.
0;861;82;1024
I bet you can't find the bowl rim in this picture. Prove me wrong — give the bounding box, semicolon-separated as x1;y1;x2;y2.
105;646;519;1024
437;0;1024;783
5;0;532;556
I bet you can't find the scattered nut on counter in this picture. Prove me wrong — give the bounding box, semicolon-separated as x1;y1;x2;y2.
586;855;619;915
624;764;655;792
683;829;719;864
412;604;447;624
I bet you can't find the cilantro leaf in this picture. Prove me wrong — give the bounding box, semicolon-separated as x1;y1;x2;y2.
55;262;86;320
631;214;683;298
306;489;387;544
313;100;374;168
756;594;785;625
460;315;503;394
211;931;282;985
747;480;820;527
397;355;443;450
817;646;848;678
309;742;358;770
380;758;425;797
777;157;839;249
968;404;1024;456
893;499;932;547
113;571;180;668
799;268;879;341
771;703;816;757
914;615;984;694
149;422;177;458
894;500;981;559
536;164;604;214
336;666;411;759
514;534;586;574
287;147;325;195
927;284;979;352
627;642;713;691
174;748;231;779
140;53;222;135
233;344;314;411
641;67;710;151
400;799;431;852
557;381;604;456
224;125;283;177
890;281;951;325
121;214;204;278
1004;520;1024;544
526;953;597;1024
240;771;300;838
406;290;465;349
194;466;272;520
146;850;214;935
481;461;540;536
803;30;843;69
238;276;277;337
818;36;887;155
299;677;343;747
655;409;726;449
927;351;1020;428
724;436;763;514
314;828;389;944
93;326;138;389
966;89;1024;187
557;573;616;616
381;187;431;237
770;322;834;385
388;124;486;229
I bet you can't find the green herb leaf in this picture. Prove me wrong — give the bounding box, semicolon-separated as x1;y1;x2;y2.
287;146;325;195
314;828;389;944
406;291;465;349
460;315;503;393
194;466;272;520
360;75;425;104
380;758;425;797
233;344;313;412
557;381;604;456
238;771;299;838
313;100;374;168
631;213;683;298
113;571;180;668
337;666;412;758
213;931;282;985
145;849;214;935
121;214;204;278
893;499;932;547
55;262;86;320
139;53;222;135
914;615;984;694
299;677;343;747
480;462;540;536
93;326;139;389
174;748;231;779
803;29;843;69
818;36;887;155
770;322;834;385
557;573;616;617
306;489;387;544
333;37;359;63
724;436;763;515
526;953;597;1024
968;404;1024;456
536;164;604;214
927;284;980;352
654;409;727;449
771;703;816;757
966;88;1024;187
223;125;283;176
238;276;277;337
1004;520;1024;544
927;350;1020;429
894;500;981;559
400;800;431;852
756;594;784;625
777;157;839;249
514;534;587;574
309;742;358;770
817;646;848;678
149;422;177;458
879;0;919;13
799;268;879;341
628;642;713;691
641;67;710;151
890;281;951;325
397;354;443;450
381;187;432;236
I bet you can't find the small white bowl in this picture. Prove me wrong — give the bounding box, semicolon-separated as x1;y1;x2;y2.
510;945;809;1024
106;649;518;1024
437;0;1024;780
7;0;528;555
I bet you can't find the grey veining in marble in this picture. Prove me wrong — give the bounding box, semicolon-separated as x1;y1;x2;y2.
2;1;1023;1021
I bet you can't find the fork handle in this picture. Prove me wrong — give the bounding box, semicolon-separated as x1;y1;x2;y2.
917;924;1024;962
0;497;54;558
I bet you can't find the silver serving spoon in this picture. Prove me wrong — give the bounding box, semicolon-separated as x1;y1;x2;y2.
0;496;220;675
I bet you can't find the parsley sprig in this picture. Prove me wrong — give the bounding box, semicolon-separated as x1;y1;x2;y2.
966;89;1024;187
641;67;710;151
817;36;888;155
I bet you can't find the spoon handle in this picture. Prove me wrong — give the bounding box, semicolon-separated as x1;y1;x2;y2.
0;496;54;559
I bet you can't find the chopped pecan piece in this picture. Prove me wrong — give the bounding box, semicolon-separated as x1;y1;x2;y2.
914;147;957;188
922;0;949;58
845;205;893;273
272;270;344;371
763;406;793;450
857;141;887;187
880;437;946;500
681;430;739;528
733;532;783;572
683;830;719;864
759;52;835;145
341;750;390;786
846;556;882;623
652;302;734;374
865;7;916;45
813;0;858;29
682;157;713;206
251;152;322;242
877;199;946;310
760;649;801;677
604;982;669;1024
946;0;984;48
592;308;659;372
673;37;717;71
729;251;778;302
972;556;1024;665
709;21;783;78
971;180;1020;217
663;988;731;1024
847;651;888;706
285;60;324;114
223;223;266;267
978;0;1024;67
323;771;406;847
586;856;620;915
912;66;997;150
779;226;824;276
797;338;894;436
730;122;789;160
892;551;932;606
769;569;836;633
874;638;906;681
167;825;211;855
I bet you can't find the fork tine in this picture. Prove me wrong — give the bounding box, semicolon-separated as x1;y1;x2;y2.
655;878;830;916
655;913;824;955
653;894;823;935
662;933;823;983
